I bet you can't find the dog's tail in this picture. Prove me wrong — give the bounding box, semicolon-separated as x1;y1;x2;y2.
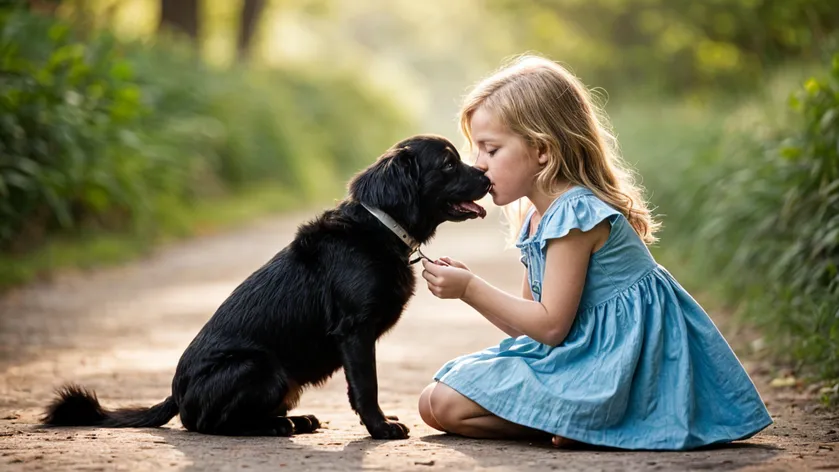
42;384;178;428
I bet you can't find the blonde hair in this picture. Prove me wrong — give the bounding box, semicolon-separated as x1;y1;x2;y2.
459;54;659;245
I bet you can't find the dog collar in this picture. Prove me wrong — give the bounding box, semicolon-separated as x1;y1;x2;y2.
360;202;420;251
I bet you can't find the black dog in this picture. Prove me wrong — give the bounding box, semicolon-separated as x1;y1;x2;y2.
42;134;490;439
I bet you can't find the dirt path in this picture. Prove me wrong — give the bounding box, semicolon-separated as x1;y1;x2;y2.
1;208;837;471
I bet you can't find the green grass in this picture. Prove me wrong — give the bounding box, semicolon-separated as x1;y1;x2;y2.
0;183;344;291
606;62;839;404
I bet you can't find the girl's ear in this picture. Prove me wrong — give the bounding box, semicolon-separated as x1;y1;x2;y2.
535;142;550;165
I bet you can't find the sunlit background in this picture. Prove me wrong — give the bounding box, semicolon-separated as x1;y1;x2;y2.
1;0;838;398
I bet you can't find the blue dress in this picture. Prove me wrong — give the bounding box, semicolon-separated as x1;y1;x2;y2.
433;186;772;450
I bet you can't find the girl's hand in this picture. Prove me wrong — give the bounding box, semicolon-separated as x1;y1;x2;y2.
436;256;469;270
421;258;474;299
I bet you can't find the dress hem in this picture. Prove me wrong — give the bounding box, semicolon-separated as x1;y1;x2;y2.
434;377;773;451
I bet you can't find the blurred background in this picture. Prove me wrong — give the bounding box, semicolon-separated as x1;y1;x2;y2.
1;0;837;398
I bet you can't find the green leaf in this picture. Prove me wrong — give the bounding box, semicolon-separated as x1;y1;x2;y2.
805;78;822;96
47;23;69;42
4;170;32;190
43;186;72;229
780;146;801;160
15;158;40;175
109;61;133;81
788;93;801;111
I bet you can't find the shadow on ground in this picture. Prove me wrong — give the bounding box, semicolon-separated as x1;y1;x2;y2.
419;434;782;471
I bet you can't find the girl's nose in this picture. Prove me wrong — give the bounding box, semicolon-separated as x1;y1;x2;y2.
473;154;488;171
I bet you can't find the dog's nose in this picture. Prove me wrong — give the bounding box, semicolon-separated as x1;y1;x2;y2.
476;173;491;191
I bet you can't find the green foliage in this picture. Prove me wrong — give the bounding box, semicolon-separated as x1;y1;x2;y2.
0;8;412;256
491;0;839;93
0;13;164;249
701;53;839;383
0;183;303;289
613;54;839;392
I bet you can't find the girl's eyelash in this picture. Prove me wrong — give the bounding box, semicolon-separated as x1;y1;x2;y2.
488;149;497;156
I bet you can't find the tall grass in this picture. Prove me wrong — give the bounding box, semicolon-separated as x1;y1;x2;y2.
610;56;839;399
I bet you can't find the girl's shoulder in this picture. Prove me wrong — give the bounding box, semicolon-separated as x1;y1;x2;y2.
517;187;622;248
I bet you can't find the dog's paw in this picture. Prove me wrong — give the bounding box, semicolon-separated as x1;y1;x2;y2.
268;417;295;437
368;420;410;440
288;415;320;434
359;415;399;426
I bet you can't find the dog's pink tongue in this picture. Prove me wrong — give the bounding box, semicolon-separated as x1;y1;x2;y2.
458;201;487;218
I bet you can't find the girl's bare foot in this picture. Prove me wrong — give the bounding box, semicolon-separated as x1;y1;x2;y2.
551;435;581;448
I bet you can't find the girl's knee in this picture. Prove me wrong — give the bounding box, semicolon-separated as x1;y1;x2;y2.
428;383;467;431
418;383;444;431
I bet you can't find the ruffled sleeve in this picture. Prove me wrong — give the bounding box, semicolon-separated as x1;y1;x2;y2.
537;193;622;251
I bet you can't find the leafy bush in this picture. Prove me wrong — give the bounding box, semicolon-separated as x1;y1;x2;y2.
0;8;412;253
0;13;172;250
700;53;839;382
613;54;839;392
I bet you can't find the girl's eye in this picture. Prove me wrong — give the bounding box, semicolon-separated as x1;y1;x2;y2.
487;149;498;157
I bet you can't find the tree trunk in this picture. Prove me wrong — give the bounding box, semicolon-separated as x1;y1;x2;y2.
237;0;266;61
159;0;200;43
27;0;60;15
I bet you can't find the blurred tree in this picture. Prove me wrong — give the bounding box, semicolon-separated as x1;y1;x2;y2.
160;0;199;43
25;0;59;14
237;0;265;61
489;0;839;93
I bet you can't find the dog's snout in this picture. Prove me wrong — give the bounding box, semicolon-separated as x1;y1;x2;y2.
469;165;488;178
475;170;491;188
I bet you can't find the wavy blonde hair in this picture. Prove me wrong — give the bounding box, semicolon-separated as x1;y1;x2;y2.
459;54;659;245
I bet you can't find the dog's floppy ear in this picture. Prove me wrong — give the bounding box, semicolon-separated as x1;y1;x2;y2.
348;146;420;213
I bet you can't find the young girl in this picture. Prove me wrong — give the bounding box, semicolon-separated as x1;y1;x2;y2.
417;55;772;451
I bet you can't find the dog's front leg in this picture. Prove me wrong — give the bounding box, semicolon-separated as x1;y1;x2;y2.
338;336;409;439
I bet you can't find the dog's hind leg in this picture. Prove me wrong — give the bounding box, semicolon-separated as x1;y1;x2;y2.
273;380;320;434
180;354;295;436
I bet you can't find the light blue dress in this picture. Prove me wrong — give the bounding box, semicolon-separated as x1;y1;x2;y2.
433;186;772;450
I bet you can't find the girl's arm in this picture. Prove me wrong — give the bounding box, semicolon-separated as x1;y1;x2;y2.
473;273;532;338
470;272;534;339
434;257;524;338
481;303;526;339
522;272;534;301
422;225;601;347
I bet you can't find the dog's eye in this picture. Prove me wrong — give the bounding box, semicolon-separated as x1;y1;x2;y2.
443;162;455;172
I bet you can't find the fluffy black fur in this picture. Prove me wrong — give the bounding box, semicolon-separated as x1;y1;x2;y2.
42;135;490;439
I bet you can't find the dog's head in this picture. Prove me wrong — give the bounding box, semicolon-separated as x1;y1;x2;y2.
348;134;491;243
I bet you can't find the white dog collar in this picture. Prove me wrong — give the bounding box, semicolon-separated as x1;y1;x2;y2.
360;202;420;251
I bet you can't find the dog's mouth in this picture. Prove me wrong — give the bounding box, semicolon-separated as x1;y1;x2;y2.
446;201;487;220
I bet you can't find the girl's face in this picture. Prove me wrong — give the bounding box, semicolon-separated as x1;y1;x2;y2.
470;106;547;206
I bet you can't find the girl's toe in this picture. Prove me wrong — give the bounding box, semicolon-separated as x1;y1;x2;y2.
551;435;576;448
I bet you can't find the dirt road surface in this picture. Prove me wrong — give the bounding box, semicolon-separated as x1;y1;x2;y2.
2;208;838;471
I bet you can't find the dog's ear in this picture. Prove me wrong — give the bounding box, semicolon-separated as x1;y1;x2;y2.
386;146;417;168
348;146;420;213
